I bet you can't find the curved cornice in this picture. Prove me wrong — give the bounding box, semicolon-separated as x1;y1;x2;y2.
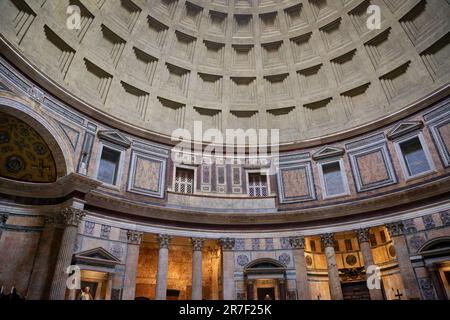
2;173;447;231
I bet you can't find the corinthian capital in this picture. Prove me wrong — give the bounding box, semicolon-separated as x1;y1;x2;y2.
60;207;86;227
289;236;306;249
127;230;143;245
219;238;235;251
355;228;370;243
191;238;205;251
157;234;171;249
320;233;335;248
386;221;404;237
0;213;8;227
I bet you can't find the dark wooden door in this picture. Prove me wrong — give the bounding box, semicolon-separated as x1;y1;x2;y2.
257;287;275;300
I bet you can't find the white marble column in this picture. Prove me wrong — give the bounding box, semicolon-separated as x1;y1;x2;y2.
155;234;171;300
49;207;85;300
355;228;384;300
122;230;143;300
220;238;236;300
289;236;310;300
386;222;421;300
191;238;205;300
320;233;343;300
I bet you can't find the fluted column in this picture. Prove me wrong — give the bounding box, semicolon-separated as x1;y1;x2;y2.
191;237;205;300
289;236;310;300
0;213;8;240
210;248;220;300
28;215;65;300
279;279;287;300
355;228;384;300
320;233;343;300
122;230;143;300
247;279;254;300
426;264;446;300
155;234;171;300
220;238;236;300
386;222;421;300
105;273;113;300
49;207;85;300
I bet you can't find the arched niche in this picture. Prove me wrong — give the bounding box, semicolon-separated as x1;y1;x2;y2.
418;236;450;300
244;258;288;300
0;97;73;181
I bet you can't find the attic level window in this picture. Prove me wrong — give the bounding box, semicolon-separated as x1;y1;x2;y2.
174;168;195;194
320;161;348;197
399;137;431;177
248;173;268;197
97;147;121;185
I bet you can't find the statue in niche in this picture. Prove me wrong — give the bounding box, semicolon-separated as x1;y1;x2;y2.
79;286;94;300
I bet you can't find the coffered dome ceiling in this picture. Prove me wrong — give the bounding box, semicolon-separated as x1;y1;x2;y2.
0;0;449;145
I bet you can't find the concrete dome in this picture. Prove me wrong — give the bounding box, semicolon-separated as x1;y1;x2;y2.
1;0;449;146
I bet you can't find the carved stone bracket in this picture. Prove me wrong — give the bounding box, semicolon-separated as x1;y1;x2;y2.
157;234;172;249
191;238;206;251
127;230;143;245
219;238;235;251
289;236;306;249
355;228;370;243
386;221;404;237
320;233;335;248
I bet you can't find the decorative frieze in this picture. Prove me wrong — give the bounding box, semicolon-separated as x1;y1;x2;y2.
219;238;235;251
422;215;436;230
386;221;404;237
280;237;292;249
440;210;450;226
403;219;417;234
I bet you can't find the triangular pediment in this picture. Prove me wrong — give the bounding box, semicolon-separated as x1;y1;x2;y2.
387;121;423;140
312;146;345;160
74;247;121;263
98;130;131;148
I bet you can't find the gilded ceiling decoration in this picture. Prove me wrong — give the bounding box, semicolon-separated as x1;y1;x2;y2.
0;112;56;183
